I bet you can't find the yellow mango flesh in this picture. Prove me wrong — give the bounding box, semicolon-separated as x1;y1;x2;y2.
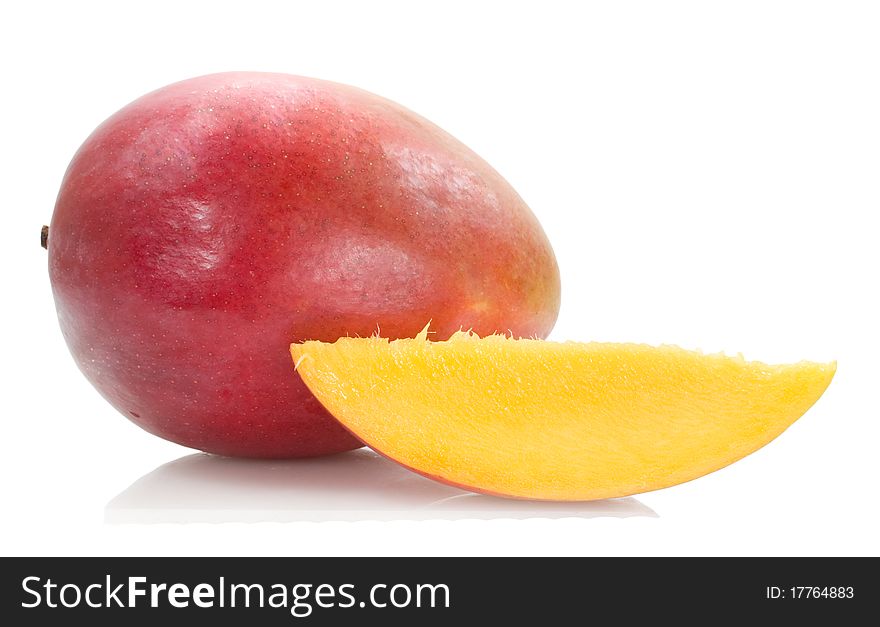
290;332;835;501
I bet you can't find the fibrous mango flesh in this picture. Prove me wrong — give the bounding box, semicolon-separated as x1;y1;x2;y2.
291;331;835;500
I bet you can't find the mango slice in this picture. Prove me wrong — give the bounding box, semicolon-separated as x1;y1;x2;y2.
290;331;835;500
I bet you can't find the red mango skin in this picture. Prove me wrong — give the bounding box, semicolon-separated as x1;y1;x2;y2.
48;72;561;458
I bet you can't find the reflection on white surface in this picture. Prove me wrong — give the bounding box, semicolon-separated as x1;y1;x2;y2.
106;450;657;523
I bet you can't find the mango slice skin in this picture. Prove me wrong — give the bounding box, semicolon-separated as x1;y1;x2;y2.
291;332;835;501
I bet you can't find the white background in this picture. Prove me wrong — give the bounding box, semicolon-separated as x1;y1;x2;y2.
2;0;878;556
